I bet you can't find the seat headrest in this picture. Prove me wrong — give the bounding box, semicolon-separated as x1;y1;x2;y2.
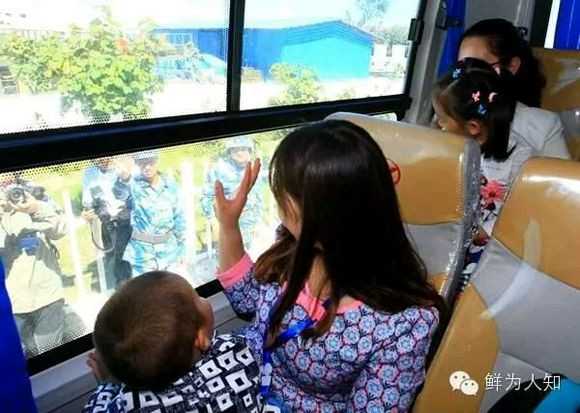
493;158;580;288
534;48;580;112
326;112;478;225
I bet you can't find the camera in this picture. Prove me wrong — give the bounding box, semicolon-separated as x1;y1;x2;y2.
90;186;118;231
6;182;46;205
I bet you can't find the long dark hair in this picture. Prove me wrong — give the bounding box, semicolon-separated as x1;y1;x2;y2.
461;18;545;107
434;58;517;160
255;120;445;339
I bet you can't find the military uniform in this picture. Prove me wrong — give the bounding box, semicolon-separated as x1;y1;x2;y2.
115;162;186;277
201;137;263;251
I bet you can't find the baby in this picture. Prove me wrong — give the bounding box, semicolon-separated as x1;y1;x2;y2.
83;271;261;412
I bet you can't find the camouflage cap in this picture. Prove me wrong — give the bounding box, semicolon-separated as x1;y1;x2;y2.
133;149;160;162
225;136;254;151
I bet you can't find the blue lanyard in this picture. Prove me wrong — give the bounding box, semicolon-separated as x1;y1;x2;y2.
260;296;330;401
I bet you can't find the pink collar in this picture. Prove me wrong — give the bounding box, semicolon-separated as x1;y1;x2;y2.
294;283;363;320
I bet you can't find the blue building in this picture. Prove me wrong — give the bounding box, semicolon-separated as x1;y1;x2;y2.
154;20;374;80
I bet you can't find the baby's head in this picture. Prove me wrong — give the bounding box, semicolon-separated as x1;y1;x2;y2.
93;271;214;391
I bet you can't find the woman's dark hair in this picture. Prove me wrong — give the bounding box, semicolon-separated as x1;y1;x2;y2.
434;58;517;160
461;18;546;107
255;120;445;339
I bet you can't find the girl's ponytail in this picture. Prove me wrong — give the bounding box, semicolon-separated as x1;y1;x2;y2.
435;58;517;161
480;89;516;160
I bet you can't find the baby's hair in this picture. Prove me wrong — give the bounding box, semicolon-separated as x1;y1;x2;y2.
93;271;199;391
434;58;517;160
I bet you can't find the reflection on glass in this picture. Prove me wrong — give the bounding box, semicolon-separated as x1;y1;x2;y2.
375;113;397;121
241;0;421;109
0;130;285;358
0;0;229;133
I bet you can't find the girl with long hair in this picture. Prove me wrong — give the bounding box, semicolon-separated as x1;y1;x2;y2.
214;120;445;412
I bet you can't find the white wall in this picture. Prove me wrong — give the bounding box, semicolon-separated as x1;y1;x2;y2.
465;0;537;38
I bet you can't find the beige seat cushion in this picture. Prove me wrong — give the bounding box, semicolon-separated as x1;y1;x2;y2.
534;48;580;160
414;158;580;413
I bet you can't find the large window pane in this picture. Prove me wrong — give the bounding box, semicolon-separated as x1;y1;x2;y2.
0;130;286;358
0;1;229;134
241;0;421;110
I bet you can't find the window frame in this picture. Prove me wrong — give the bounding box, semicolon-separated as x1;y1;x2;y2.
0;0;427;375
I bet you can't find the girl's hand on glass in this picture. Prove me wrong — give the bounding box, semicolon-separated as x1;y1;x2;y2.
214;159;261;230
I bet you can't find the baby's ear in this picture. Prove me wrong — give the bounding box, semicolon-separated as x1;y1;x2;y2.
193;328;211;352
465;119;483;138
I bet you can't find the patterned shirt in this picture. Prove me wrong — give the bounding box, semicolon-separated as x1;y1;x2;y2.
218;254;439;413
114;173;185;275
82;334;261;413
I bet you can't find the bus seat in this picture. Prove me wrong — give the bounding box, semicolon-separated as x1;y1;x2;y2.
326;112;480;303
534;48;580;160
413;158;580;413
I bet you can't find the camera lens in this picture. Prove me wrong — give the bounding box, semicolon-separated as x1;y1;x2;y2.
8;187;26;204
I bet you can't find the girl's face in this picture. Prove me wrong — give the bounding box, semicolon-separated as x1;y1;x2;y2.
433;98;486;143
458;36;521;75
432;98;464;134
458;36;501;68
277;194;301;239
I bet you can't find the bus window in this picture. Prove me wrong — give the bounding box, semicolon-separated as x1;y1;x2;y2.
0;0;229;134
0;0;414;375
240;0;422;109
0;130;286;361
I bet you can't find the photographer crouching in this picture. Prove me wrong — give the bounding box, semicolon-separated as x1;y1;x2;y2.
81;158;132;292
0;176;67;357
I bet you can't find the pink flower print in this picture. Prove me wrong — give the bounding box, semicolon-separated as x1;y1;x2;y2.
481;179;506;207
472;91;481;102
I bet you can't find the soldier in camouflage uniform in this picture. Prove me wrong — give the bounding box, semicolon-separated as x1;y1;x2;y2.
115;151;186;277
201;137;263;252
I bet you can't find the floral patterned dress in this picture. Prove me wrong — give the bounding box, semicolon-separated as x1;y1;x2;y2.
461;139;532;287
217;254;440;412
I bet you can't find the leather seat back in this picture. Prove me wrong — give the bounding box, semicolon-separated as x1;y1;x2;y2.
327;112;480;303
414;158;580;412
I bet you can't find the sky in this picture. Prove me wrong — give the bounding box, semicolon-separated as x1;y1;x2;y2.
1;0;419;30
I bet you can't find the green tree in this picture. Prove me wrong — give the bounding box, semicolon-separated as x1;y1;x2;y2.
380;25;408;46
266;63;321;142
0;8;166;123
269;63;321;106
346;0;393;35
337;87;356;100
0;33;64;93
58;11;165;122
